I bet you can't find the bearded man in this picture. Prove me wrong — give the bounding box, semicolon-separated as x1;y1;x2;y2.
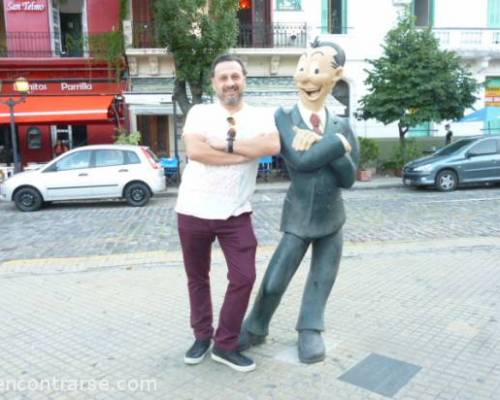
176;54;280;372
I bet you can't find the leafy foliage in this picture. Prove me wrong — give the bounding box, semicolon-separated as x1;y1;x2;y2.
359;137;380;169
154;0;239;113
356;16;478;142
114;130;142;145
385;140;422;170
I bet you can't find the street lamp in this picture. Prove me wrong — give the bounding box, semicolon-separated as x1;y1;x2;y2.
0;77;30;173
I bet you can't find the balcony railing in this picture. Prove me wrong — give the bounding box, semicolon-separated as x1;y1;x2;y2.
131;21;159;48
0;31;124;58
237;23;308;48
1;32;84;57
126;21;308;49
432;28;500;57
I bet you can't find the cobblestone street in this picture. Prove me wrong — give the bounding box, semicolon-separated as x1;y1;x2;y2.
0;184;500;399
1;185;500;262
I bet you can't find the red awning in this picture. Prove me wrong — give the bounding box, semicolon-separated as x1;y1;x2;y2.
0;95;115;124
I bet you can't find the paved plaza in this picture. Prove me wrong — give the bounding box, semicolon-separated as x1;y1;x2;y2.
0;181;500;399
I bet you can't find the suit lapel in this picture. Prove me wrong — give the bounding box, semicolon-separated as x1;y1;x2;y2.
324;109;339;136
291;105;308;129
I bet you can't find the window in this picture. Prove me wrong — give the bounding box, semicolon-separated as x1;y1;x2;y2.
27;127;42;150
413;0;434;27
488;0;500;28
125;151;141;165
95;149;125;167
55;150;91;171
322;0;347;34
468;139;497;156
276;0;300;11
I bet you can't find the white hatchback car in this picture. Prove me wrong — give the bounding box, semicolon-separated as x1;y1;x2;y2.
0;144;166;211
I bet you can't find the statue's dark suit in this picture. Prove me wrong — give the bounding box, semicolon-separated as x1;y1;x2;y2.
244;104;359;337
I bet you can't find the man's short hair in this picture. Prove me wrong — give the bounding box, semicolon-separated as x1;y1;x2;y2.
311;37;346;68
445;124;450;129
211;54;247;77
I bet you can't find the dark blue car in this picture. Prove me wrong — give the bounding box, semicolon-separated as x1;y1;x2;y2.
402;136;500;191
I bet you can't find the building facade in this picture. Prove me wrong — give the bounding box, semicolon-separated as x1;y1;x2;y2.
272;0;500;138
0;0;126;166
2;0;500;169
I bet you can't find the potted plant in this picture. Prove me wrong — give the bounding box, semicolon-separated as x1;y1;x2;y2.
385;140;421;177
357;137;380;181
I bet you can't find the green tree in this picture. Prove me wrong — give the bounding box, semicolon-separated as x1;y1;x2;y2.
154;0;239;114
356;16;478;146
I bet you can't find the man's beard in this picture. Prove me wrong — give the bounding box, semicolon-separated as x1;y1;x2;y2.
219;87;243;106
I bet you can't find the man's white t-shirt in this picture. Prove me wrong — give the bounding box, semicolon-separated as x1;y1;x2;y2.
175;102;276;220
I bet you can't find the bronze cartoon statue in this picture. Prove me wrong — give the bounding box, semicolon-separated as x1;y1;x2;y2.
239;39;359;363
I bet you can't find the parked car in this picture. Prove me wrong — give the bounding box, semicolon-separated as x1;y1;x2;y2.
402;136;500;191
0;145;166;211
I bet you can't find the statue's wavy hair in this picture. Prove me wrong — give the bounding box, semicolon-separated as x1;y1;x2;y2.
311;37;346;68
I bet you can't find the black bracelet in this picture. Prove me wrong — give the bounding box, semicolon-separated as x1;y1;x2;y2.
227;138;234;153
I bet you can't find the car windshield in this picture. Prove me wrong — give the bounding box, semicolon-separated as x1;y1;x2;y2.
434;139;476;156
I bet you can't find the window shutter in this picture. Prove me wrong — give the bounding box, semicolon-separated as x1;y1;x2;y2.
488;0;500;28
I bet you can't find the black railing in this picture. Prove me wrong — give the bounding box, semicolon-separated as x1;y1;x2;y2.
0;31;122;58
237;23;308;48
132;21;159;48
0;32;58;57
128;21;308;49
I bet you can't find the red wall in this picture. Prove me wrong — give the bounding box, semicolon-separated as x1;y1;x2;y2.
87;0;120;33
4;0;52;56
87;124;115;144
18;123;116;165
18;125;52;164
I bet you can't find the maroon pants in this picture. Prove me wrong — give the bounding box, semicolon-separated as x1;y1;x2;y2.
177;212;257;350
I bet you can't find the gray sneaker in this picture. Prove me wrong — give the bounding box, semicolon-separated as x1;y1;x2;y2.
184;339;211;365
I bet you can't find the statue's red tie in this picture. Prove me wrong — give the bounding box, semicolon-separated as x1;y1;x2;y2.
310;113;322;134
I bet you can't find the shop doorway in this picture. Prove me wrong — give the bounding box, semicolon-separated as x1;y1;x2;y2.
51;125;88;156
137;115;169;157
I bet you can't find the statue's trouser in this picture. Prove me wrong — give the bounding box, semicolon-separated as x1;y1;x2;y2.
244;228;343;336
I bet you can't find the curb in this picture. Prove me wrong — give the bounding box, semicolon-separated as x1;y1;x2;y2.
157;180;403;198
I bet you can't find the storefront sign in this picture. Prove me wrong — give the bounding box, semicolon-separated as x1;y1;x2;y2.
485;78;500;106
7;1;46;12
1;81;125;96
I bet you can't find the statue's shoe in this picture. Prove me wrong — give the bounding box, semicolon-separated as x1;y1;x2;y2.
298;330;325;364
238;328;266;352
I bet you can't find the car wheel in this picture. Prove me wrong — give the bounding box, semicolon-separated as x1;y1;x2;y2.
435;170;458;192
124;182;151;207
14;187;43;212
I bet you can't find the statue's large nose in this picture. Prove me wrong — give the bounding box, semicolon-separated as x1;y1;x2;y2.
295;69;309;84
